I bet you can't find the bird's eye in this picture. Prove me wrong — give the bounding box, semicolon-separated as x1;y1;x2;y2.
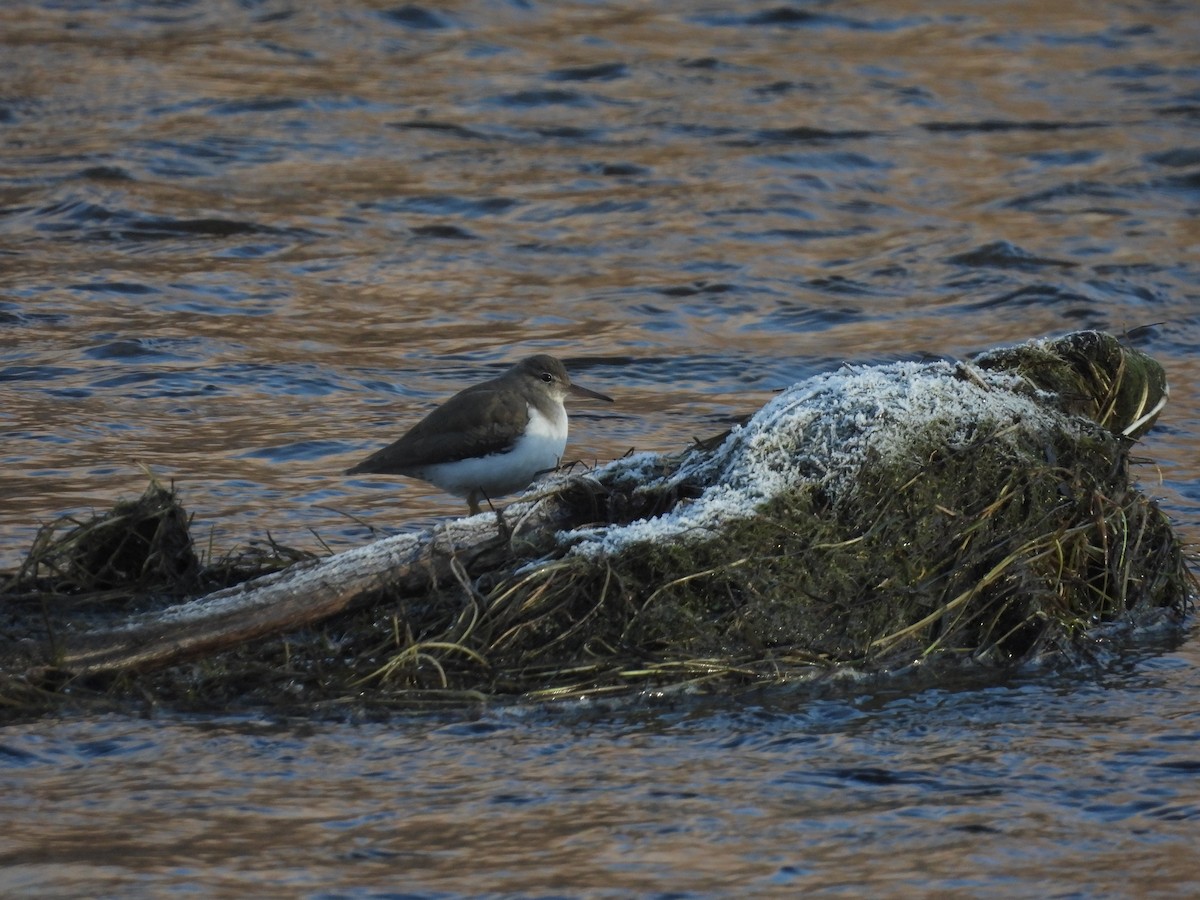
540;372;553;383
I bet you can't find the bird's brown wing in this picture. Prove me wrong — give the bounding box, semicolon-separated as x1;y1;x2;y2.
344;386;529;475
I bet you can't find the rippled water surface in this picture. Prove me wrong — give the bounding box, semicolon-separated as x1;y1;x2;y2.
2;0;1199;895
2;647;1200;897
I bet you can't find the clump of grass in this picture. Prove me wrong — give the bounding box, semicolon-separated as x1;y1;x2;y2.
335;414;1190;705
325;333;1188;703
974;329;1169;439
3;478;199;605
1;477;315;608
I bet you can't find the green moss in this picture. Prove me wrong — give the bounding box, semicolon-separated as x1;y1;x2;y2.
974;331;1169;439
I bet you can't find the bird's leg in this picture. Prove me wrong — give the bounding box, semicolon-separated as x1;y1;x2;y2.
492;502;512;545
467;491;481;515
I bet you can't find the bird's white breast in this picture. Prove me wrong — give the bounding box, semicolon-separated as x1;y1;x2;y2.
422;403;568;498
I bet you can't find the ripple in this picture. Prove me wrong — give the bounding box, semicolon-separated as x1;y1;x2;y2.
755;301;866;331
529;124;605;142
737;126;876;145
208;97;308;116
1160;170;1200;191
391;120;493;141
694;7;876;30
367;195;520;217
577;162;649;177
1002;179;1133;212
755;151;890;171
751;225;875;242
1147;148;1200;167
32;196;315;243
82;337;194;363
68;280;158;295
119;217;290;240
517;199;649;223
378;5;457;30
548;62;628;82
137;134;291;171
1024;149;1102;166
806;275;875;296
946;241;1077;271
961;284;1095;311
0;364;82;383
654;282;737;298
73;165;134;181
159;282;289;317
237;440;348;463
410;224;479;240
922;119;1108;133
487;89;594;109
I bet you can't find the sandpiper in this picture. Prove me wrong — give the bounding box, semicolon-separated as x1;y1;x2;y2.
345;354;613;513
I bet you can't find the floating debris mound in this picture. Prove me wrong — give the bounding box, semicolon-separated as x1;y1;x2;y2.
0;331;1191;715
8;478;199;601
1;477;310;614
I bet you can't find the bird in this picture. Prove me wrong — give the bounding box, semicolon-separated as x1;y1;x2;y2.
344;354;613;514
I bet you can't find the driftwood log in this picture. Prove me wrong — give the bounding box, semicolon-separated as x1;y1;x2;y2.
21;498;575;676
1;331;1192;712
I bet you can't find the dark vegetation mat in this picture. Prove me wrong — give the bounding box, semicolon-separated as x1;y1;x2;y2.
0;332;1193;719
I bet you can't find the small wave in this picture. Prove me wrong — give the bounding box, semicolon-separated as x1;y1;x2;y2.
410;224;479;240
487;89;593;109
208;97;307;116
946;241;1076;271
366;195;519;218
237;440;349;463
32;196;315;243
694;7;873;30
73;166;134;181
391;120;492;141
378;5;457;30
0;364;82;384
1002;179;1132;212
547;62;628;82
83;338;192;363
922;119;1107;133
68;281;158;295
961;284;1094;311
742;126;876;144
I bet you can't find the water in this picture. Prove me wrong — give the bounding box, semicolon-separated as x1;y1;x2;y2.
2;0;1199;895
2;651;1199;897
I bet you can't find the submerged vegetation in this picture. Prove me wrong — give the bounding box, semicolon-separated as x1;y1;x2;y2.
0;332;1192;718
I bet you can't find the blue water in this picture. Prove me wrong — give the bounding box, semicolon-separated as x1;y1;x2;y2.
1;644;1198;897
1;0;1199;894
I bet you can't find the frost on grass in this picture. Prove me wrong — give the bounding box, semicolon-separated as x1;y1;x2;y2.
462;333;1187;693
568;361;1064;558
